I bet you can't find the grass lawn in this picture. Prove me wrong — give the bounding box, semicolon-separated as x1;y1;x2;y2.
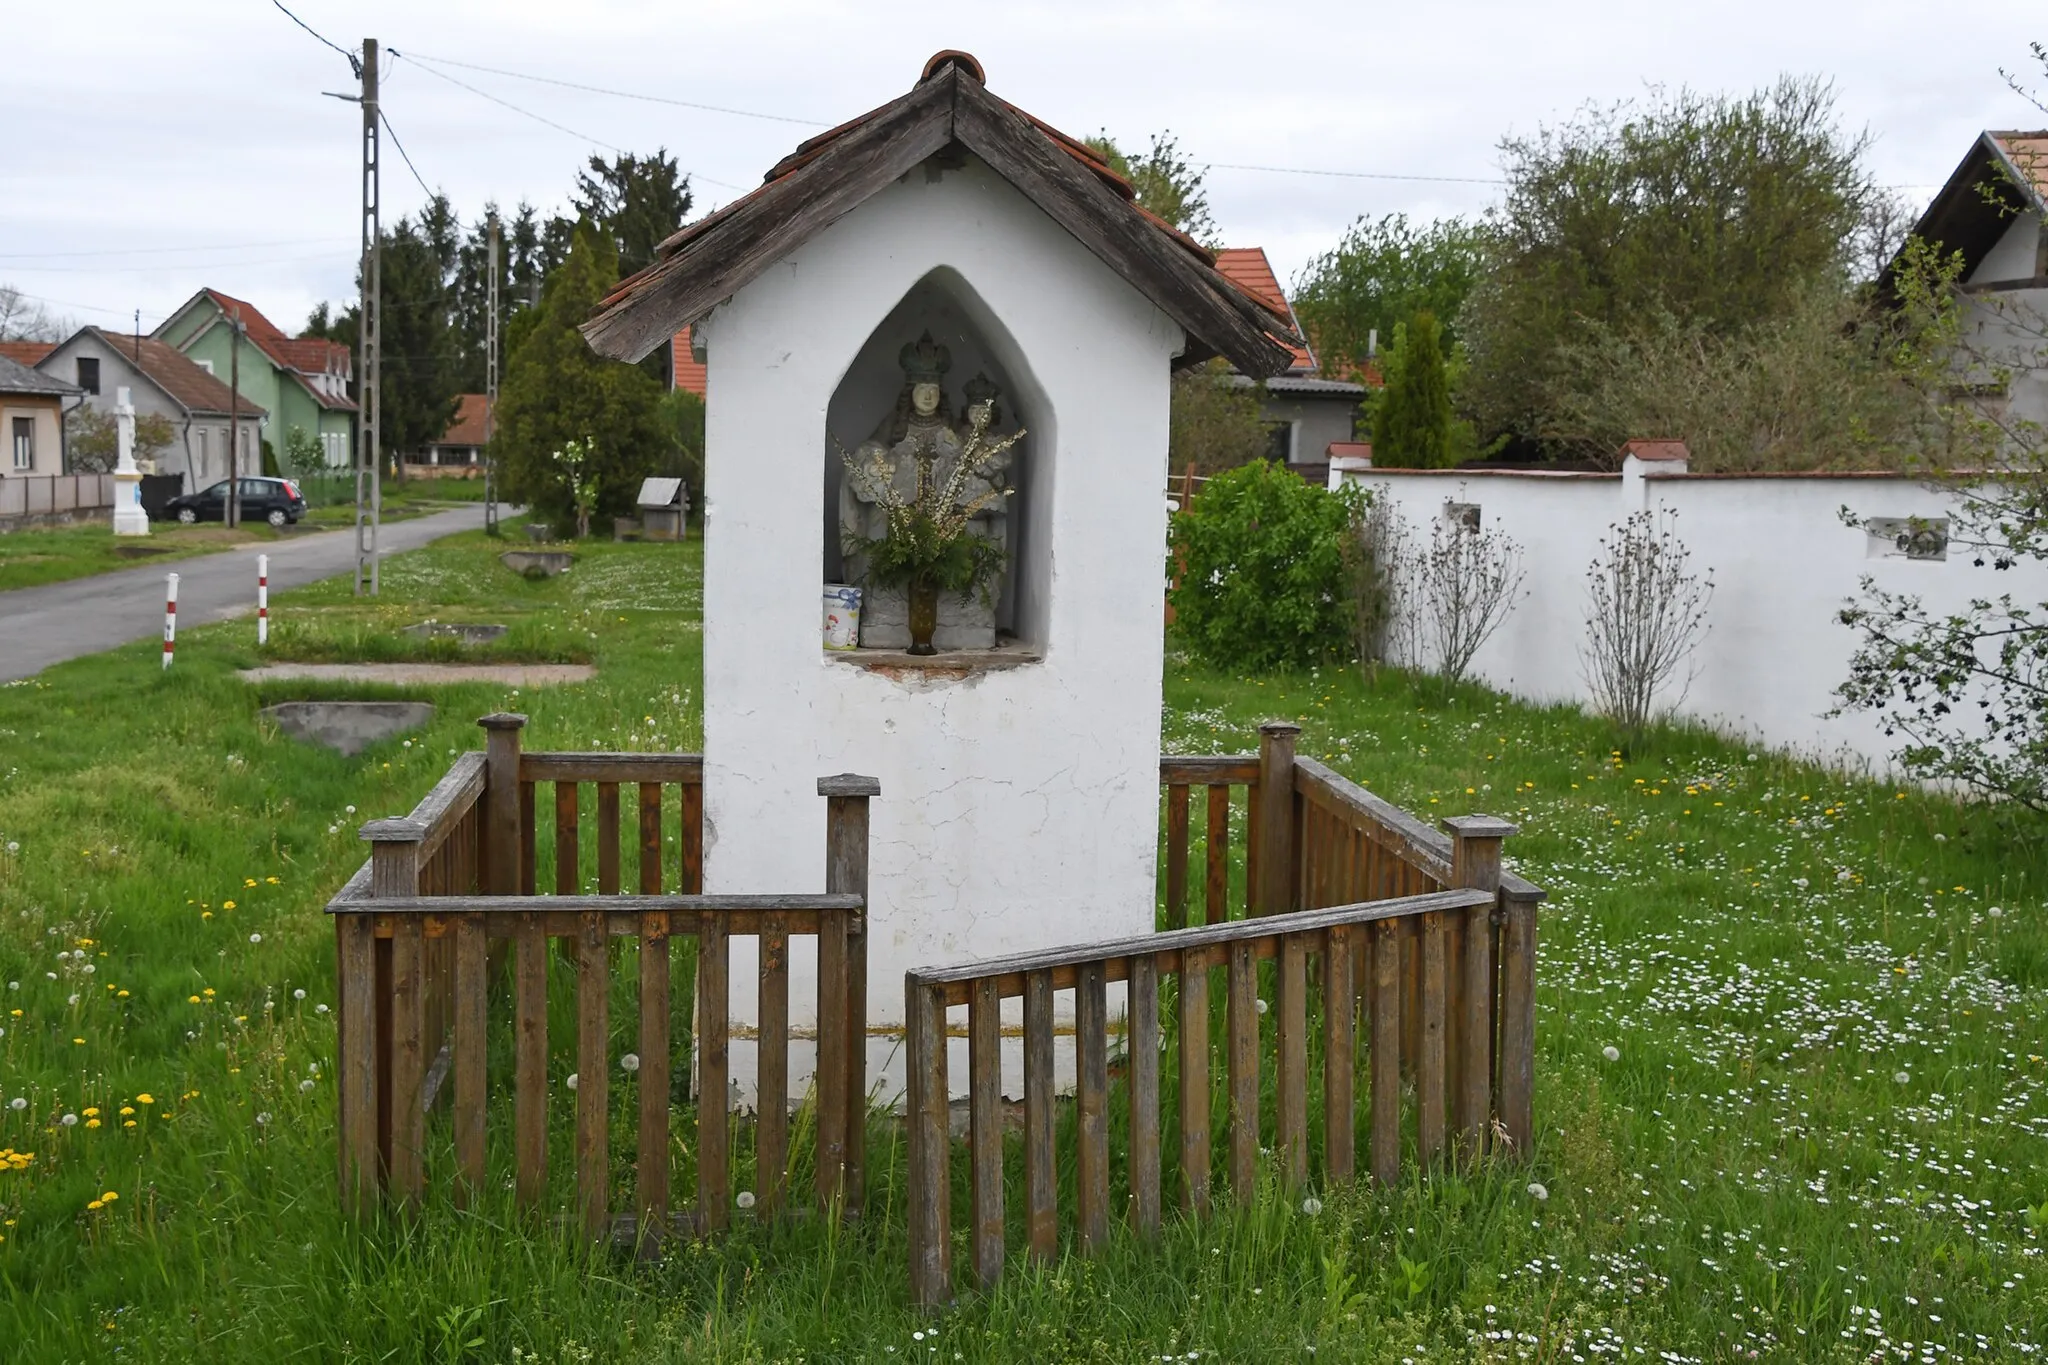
0;532;2043;1362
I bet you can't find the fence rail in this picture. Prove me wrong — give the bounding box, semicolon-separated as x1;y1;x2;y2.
0;472;114;520
906;721;1545;1307
329;712;876;1245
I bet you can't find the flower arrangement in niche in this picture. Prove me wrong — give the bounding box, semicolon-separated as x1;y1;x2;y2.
840;402;1021;654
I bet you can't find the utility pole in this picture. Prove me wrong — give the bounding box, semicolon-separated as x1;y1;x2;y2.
354;36;382;595
485;210;499;535
227;307;242;528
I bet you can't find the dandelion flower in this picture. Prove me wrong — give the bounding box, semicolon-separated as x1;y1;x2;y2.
314;1004;329;1015
565;1073;579;1091
299;1080;315;1094
1301;1196;1323;1216
248;933;261;945
60;1113;77;1127
83;1108;98;1118
1527;1181;1548;1202
1989;907;2004;919
344;805;356;815
293;988;306;1000
1255;999;1269;1015
1602;1045;1621;1063
1894;1071;1911;1085
7;1098;23;1111
736;1190;757;1210
620;1053;640;1073
222;901;235;911
100;1191;116;1203
254;1113;270;1127
136;1094;153;1105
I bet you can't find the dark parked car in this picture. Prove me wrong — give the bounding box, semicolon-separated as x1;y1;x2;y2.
165;477;307;528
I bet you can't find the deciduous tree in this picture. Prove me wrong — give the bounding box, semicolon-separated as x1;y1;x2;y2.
1292;214;1482;375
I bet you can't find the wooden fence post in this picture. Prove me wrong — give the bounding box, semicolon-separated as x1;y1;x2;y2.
819;774;879;1213
360;817;424;1203
1497;885;1540;1160
905;976;951;1310
1443;815;1516;1163
1254;721;1300;918
479;713;527;895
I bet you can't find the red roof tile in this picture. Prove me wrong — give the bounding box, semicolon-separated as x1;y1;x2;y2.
438;394;491;447
194;289;356;410
1212;248;1314;373
1990;131;2048;204
0;341;55;367
671;327;706;398
1621;439;1691;463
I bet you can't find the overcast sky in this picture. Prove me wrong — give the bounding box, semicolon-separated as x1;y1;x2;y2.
4;1;2042;340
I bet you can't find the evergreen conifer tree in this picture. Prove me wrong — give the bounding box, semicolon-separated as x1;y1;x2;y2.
1371;311;1455;468
494;221;666;533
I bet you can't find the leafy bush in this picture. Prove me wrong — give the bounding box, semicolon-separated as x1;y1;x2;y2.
1169;459;1365;670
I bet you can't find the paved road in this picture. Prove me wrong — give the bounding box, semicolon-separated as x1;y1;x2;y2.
0;505;499;682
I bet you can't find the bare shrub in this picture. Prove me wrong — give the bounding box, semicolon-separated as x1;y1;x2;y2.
1413;511;1525;684
1342;492;1411;672
1581;508;1714;736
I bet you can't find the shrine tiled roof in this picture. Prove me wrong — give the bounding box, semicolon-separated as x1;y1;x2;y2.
585;51;1299;377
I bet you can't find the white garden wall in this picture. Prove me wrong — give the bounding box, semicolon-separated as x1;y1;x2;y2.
698;157;1181;1104
1335;458;2048;771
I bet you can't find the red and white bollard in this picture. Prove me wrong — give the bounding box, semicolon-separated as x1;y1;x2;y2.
257;554;269;646
162;572;178;670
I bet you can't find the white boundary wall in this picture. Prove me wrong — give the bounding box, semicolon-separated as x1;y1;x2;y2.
1335;456;2048;772
697;158;1179;1103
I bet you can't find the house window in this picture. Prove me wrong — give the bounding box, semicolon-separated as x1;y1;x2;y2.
1265;421;1295;464
195;427;209;478
76;357;100;395
11;417;32;471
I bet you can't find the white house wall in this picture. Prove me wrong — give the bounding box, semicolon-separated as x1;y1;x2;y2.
1337;464;2048;772
697;157;1183;1104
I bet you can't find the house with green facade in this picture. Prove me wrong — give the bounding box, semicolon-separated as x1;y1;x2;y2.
155;289;355;472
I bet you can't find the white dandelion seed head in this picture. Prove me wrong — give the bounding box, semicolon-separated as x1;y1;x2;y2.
314;1003;329;1014
300;1079;316;1093
248;933;262;945
1894;1071;1911;1085
1933;833;1947;843
736;1190;756;1210
1301;1196;1323;1216
565;1073;579;1091
4;841;16;854
1527;1181;1548;1202
8;1097;25;1111
67;993;80;1006
293;988;306;1000
344;805;356;815
60;1113;78;1127
1602;1045;1621;1063
620;1053;640;1073
1989;906;2004;919
6;981;15;991
254;1112;270;1126
80;963;94;975
327;825;339;835
1255;998;1269;1016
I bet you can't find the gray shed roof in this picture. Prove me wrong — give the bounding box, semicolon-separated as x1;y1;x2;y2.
0;353;79;398
637;477;685;508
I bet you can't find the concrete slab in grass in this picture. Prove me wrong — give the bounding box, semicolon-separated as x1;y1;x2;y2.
260;701;436;756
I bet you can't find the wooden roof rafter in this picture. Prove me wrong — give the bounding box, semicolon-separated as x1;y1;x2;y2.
580;54;1298;376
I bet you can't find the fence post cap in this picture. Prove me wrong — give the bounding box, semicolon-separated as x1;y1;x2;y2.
358;816;428;843
477;712;528;731
818;773;881;798
1440;814;1519;840
1257;720;1303;738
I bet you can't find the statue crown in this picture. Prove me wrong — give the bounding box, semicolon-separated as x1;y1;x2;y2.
899;331;952;383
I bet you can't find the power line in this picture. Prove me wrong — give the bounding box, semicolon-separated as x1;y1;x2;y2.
389;51;744;190
391;50;622;153
381;111;435;199
270;0;359;73
396;49;826;128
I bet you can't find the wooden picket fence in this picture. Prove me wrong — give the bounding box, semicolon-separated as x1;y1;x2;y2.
328;714;876;1244
903;722;1545;1306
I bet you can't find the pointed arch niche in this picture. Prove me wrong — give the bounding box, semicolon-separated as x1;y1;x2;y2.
823;267;1053;651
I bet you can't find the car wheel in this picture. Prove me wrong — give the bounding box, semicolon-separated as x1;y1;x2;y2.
268;508;288;528
177;508;198;525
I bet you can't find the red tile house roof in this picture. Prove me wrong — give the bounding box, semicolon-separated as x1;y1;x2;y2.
197;289;357;411
584;51;1299;376
0;341;55;368
439;394;491;447
1212;248;1315;373
1884;130;2048;296
670;326;707;398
